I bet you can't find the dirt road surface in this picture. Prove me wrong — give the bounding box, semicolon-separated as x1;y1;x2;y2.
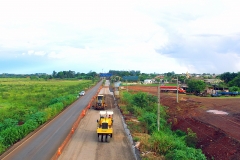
59;84;136;160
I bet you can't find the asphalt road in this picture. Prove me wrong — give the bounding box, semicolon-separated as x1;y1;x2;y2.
1;81;102;160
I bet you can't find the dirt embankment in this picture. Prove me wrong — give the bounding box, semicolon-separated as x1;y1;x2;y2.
127;86;240;160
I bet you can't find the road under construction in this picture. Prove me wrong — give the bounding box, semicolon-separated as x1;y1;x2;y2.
0;80;136;160
58;80;135;160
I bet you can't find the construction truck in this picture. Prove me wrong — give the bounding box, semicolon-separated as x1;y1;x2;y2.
97;111;113;142
160;86;186;93
92;94;107;110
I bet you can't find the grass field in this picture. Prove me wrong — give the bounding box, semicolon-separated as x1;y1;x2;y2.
0;78;96;153
0;78;94;122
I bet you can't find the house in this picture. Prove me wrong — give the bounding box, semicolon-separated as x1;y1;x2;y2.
144;79;153;84
204;79;223;85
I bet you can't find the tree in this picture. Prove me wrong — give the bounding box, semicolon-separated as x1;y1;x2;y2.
139;73;149;81
87;71;97;77
110;76;121;82
228;74;240;87
229;86;240;92
165;71;175;77
155;78;160;83
178;75;186;84
57;71;64;79
186;79;206;94
219;72;238;84
52;71;57;78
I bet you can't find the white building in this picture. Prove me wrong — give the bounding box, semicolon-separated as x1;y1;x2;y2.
144;79;153;84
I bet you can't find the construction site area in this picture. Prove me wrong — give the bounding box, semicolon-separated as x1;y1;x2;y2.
126;86;240;160
58;84;136;160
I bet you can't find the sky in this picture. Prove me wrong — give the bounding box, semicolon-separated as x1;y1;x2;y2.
1;0;240;74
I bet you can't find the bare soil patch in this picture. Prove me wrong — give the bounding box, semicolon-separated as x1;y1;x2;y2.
127;86;240;160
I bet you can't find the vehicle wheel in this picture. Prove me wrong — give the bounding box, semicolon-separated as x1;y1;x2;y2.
98;134;102;142
103;134;107;142
106;135;110;142
101;134;104;142
104;135;108;142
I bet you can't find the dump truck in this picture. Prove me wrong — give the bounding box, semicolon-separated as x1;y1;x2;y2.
97;111;113;142
92;94;107;110
160;86;186;93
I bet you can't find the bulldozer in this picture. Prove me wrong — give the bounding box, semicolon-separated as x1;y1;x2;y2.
97;110;113;142
92;94;107;110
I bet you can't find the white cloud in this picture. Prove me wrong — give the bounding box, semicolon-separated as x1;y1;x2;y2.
47;52;65;59
35;51;46;56
28;50;34;55
1;0;240;74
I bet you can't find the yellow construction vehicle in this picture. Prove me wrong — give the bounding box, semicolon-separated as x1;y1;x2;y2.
92;94;107;110
97;111;113;142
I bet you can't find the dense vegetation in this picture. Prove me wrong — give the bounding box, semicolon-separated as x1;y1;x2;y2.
120;91;206;160
4;70;240;91
109;70;240;93
186;79;207;94
0;70;98;80
0;78;96;154
219;72;240;88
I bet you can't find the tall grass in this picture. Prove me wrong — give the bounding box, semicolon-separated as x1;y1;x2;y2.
0;78;95;154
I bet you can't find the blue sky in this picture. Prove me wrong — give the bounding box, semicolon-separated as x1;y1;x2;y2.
1;0;240;74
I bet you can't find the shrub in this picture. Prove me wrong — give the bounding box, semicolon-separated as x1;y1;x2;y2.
138;112;156;134
0;126;19;146
186;128;198;148
133;137;140;142
0;118;18;132
174;129;186;137
28;111;47;125
165;147;206;160
132;92;149;108
23;119;39;131
121;91;133;104
0;141;7;154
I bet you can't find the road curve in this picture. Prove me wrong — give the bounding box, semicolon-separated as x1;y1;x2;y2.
1;81;103;160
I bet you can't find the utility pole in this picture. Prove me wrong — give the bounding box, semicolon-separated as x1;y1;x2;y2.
177;76;179;103
157;82;160;131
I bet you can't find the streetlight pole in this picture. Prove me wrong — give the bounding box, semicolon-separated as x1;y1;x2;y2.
177;76;179;103
158;81;160;131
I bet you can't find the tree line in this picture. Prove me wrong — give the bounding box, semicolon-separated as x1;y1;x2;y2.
51;70;97;79
0;70;98;80
219;72;240;87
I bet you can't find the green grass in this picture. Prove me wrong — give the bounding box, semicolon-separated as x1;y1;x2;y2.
0;78;94;122
0;78;96;154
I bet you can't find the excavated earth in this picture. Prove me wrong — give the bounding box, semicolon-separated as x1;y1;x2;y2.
127;86;240;160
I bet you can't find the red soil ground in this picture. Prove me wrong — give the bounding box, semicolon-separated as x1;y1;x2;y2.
127;86;240;160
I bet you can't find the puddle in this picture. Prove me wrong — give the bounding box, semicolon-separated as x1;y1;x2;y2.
207;110;229;115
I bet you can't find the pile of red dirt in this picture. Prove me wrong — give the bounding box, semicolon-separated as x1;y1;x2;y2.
127;86;240;159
